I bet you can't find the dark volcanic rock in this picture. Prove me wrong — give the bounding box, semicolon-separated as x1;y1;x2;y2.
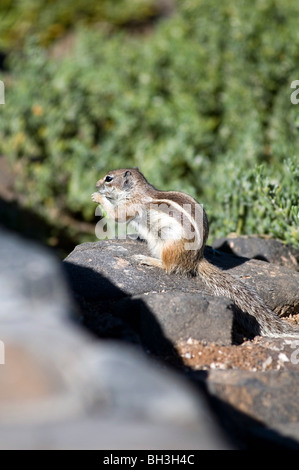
205;244;299;317
206;368;299;445
0;229;232;450
1;230;299;449
64;239;299;347
213;236;299;271
63;237;299;447
64;240;238;346
64;239;204;299
118;292;234;350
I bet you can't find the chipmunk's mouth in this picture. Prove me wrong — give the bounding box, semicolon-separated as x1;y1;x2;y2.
97;186;109;195
98;186;116;201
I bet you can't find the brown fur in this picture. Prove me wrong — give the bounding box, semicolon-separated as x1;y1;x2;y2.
92;168;299;338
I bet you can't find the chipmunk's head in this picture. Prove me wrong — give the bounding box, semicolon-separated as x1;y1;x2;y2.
95;167;150;203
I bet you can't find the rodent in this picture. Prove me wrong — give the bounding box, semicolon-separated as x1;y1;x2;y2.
92;167;299;339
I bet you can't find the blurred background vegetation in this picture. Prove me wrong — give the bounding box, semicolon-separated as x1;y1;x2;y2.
0;0;298;256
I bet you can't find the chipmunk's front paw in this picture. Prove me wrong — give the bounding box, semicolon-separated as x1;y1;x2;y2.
91;192;101;203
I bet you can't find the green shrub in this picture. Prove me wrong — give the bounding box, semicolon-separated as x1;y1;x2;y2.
0;0;298;247
0;0;158;50
211;158;299;247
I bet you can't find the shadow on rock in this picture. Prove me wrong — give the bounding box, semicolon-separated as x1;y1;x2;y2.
63;261;186;367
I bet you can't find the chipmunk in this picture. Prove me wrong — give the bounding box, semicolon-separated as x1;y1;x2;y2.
92;167;299;338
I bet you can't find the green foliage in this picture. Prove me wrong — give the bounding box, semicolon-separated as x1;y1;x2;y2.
211;158;299;247
0;0;158;50
0;0;298;247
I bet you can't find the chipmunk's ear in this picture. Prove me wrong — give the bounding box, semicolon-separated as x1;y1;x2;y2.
122;170;133;190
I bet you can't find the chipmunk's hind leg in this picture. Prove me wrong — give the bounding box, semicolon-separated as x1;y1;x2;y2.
160;240;187;274
161;240;199;274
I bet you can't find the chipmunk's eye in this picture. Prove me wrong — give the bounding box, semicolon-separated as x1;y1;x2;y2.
105;175;113;183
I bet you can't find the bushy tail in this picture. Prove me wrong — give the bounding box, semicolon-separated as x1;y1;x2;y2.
197;258;299;338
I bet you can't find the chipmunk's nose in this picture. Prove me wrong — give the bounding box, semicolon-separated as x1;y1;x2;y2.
96;179;102;188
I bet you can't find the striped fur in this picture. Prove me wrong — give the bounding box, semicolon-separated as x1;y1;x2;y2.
92;168;299;338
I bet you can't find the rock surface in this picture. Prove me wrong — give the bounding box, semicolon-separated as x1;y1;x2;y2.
63;237;299;447
1;230;299;449
213;235;299;271
0;229;232;449
63;238;299;342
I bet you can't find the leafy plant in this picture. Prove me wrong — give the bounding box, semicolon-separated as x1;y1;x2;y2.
211;158;299;247
0;0;158;50
0;0;298;248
